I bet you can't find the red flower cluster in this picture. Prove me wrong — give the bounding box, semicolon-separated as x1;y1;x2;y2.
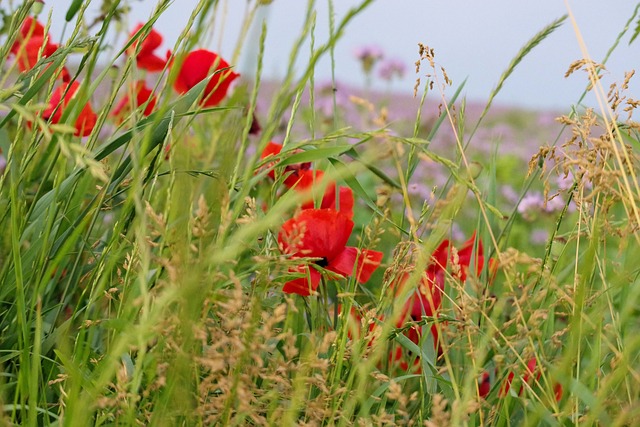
498;357;563;401
121;24;239;112
42;81;97;137
390;233;489;369
9;17;95;136
16;23;243;135
278;209;382;296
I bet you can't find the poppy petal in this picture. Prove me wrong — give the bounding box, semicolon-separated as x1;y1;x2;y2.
428;239;450;274
126;24;166;71
202;68;239;107
75;104;97;137
409;277;443;319
15;36;59;72
327;246;382;283
112;81;157;119
42;82;96;137
260;141;283;180
136;53;167;72
173;49;238;106
321;186;354;218
478;372;491;398
11;17;46;55
282;265;321;296
499;371;515;397
261;141;283;159
278;208;353;260
554;383;563;402
456;232;484;281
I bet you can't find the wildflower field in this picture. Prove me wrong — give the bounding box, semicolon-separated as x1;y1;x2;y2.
1;1;640;425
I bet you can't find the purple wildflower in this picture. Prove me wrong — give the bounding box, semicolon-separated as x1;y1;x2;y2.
543;195;565;212
354;45;384;74
518;192;545;221
378;58;406;81
556;172;575;191
519;191;566;221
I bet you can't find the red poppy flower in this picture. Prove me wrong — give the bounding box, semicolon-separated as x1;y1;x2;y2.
14;35;58;71
10;17;46;54
390;233;494;369
386;239;450;366
341;305;421;373
10;17;68;79
478;371;492;398
278;208;383;296
42;81;97;137
289;169;355;218
173;49;239;107
111;80;157;119
498;370;515;397
259;143;354;217
260;141;312;186
126;24;170;72
10;17;47;58
402;232;493;318
455;231;485;281
406;239;450;319
553;383;564;402
498;357;562;402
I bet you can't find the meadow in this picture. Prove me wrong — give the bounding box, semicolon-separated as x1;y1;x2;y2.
1;1;640;425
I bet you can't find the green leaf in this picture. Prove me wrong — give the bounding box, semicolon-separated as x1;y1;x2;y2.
630;12;640;45
345;148;401;189
65;0;84;21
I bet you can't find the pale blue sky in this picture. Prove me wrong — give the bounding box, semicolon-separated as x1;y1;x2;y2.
44;0;640;110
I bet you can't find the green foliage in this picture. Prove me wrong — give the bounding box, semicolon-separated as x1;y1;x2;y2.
0;1;639;426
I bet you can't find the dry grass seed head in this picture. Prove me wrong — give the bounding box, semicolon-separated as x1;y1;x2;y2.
236;196;258;226
192;194;211;237
425;393;450;427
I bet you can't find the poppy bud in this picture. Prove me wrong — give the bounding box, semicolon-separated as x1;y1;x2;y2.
32;1;45;15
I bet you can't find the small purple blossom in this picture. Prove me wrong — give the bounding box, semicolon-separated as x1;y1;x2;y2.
354;45;384;61
354;45;384;74
518;191;566;220
518;192;545;221
543;194;565;212
556;172;575;191
0;152;5;176
378;58;406;81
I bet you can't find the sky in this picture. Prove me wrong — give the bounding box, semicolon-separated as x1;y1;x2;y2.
41;0;640;110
